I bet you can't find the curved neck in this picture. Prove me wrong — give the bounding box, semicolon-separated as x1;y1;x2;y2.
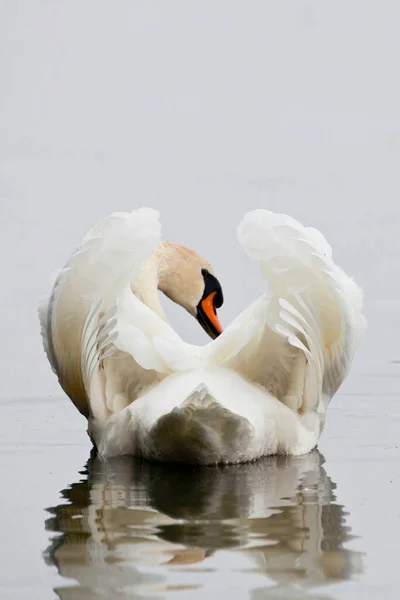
131;243;170;321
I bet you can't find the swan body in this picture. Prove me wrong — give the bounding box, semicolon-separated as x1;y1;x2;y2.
39;208;366;464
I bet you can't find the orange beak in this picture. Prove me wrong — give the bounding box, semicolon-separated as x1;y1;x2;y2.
197;291;224;339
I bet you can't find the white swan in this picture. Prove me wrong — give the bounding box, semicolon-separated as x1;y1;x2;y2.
39;208;366;464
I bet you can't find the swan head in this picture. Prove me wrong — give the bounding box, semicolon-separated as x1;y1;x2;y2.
157;242;224;339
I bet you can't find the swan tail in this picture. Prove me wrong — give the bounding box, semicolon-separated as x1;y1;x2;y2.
237;210;366;409
148;385;253;465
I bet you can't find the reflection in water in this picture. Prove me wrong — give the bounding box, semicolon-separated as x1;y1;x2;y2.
44;450;362;599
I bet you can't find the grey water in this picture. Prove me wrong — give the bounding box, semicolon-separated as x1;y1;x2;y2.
1;1;400;598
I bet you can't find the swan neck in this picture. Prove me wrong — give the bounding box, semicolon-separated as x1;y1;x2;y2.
131;247;168;321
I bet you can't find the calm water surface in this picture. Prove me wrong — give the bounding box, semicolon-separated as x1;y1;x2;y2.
45;452;358;600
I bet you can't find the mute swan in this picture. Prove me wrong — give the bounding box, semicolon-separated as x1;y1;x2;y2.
39;208;366;464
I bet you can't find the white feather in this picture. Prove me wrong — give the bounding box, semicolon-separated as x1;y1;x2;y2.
39;208;366;463
236;209;366;411
40;208;161;417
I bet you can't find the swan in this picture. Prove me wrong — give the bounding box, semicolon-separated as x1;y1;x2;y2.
39;208;366;464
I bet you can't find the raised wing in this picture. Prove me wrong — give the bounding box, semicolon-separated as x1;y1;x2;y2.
39;208;161;418
81;278;207;422
228;209;366;416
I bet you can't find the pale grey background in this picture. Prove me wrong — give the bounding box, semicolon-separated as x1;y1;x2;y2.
1;2;400;599
1;0;399;400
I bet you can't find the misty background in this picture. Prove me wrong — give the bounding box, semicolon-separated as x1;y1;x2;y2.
1;1;399;400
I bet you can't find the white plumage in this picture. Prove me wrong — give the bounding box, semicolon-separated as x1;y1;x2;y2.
39;208;366;464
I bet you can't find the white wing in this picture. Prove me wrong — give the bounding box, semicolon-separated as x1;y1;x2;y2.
81;279;208;423
39;208;161;418
228;209;366;415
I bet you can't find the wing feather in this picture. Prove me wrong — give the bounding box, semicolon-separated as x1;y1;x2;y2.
231;210;366;414
39;208;161;418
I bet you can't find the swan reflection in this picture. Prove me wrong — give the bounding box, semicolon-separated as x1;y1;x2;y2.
44;451;362;599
